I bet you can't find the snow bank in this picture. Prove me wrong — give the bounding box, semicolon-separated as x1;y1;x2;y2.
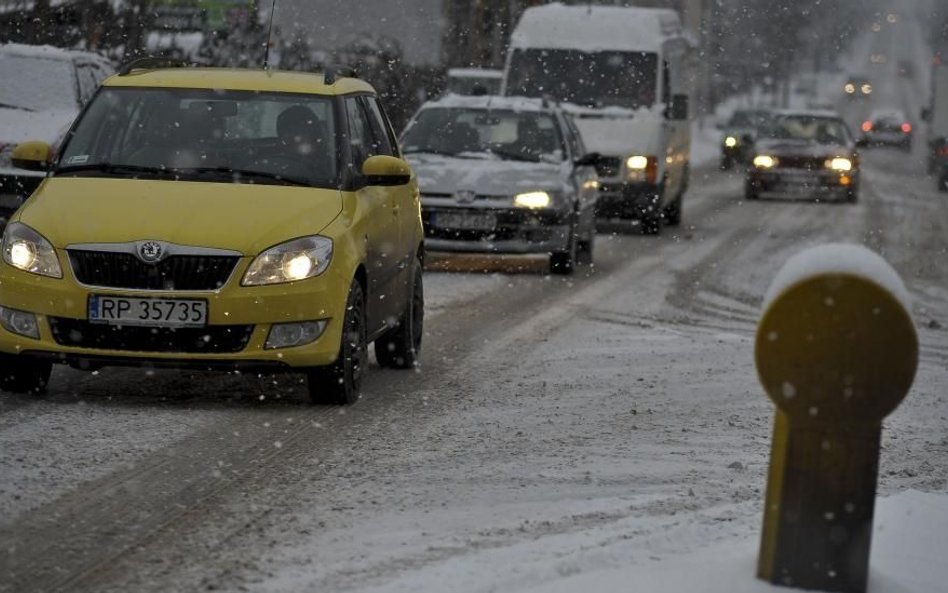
520;490;948;593
762;243;912;313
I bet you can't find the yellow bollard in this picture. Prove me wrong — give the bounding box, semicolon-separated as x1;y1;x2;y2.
755;245;918;593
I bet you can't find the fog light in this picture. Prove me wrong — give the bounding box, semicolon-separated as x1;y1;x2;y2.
0;306;39;339
840;175;852;186
265;320;327;349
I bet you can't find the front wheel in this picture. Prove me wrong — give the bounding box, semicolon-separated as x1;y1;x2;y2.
663;193;683;226
0;354;52;394
375;258;424;369
550;227;577;275
307;280;367;405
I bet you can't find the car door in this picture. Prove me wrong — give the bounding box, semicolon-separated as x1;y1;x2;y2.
562;113;598;233
344;95;402;334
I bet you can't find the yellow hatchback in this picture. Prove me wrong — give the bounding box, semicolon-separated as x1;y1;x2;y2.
0;60;424;405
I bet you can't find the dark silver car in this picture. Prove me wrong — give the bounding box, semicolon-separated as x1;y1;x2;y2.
401;95;599;274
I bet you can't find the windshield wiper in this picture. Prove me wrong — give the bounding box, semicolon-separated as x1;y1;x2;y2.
0;102;33;112
57;163;175;177
487;148;541;163
186;167;312;187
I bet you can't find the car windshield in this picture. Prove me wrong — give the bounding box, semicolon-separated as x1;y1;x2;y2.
728;110;773;128
57;87;338;187
401;107;563;163
0;55;78;112
760;115;852;145
506;49;658;109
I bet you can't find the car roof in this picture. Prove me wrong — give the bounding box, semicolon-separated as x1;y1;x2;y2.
103;67;376;96
772;108;843;120
420;94;555;113
869;108;907;120
0;42;111;65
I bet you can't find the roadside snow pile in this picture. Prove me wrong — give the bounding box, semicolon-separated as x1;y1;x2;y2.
762;243;912;312
520;490;948;593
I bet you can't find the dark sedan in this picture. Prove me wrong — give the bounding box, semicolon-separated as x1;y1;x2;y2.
745;111;860;203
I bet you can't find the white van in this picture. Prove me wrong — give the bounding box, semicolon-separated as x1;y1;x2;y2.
502;3;693;234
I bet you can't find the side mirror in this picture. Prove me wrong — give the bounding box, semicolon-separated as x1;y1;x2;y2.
362;155;411;186
12;141;53;172
574;152;600;167
669;94;689;121
920;107;932;122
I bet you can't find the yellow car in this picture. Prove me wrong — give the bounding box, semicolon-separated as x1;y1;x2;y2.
0;59;424;405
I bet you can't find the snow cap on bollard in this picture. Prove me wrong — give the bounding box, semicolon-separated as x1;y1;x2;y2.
755;243;918;593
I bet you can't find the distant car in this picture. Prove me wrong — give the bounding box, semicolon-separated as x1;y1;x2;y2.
0;43;113;223
445;68;503;96
719;108;774;169
746;110;860;203
400;95;599;274
859;109;913;151
843;75;872;98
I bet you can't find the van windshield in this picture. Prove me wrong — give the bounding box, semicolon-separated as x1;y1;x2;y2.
57;88;338;188
506;49;658;109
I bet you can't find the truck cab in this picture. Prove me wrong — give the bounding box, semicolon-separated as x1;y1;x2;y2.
502;3;693;234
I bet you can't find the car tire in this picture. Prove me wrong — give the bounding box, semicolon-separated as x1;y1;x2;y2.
375;258;424;370
640;208;663;235
577;229;595;265
663;193;683;226
0;354;52;394
939;174;948;193
720;156;734;171
550;227;577;275
307;280;367;405
846;188;859;203
745;182;759;201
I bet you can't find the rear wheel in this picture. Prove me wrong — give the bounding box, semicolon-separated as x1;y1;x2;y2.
663;193;683;226
375;258;424;369
0;354;52;394
307;280;366;405
640;209;663;235
846;188;859;203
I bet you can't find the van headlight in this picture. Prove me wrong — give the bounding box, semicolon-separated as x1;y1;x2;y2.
242;236;333;286
2;222;62;278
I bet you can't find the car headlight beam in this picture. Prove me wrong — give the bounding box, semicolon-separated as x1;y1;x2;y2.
514;191;551;209
243;236;333;286
753;155;776;169
1;222;62;278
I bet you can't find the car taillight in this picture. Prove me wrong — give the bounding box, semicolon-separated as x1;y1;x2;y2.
861;121;873;132
941;145;948;156
901;123;912;133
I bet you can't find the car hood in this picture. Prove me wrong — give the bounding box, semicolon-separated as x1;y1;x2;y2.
407;154;565;196
754;139;852;157
16;177;343;255
0;107;75;145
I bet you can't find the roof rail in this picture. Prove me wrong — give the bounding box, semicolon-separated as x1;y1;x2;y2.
324;65;357;85
118;57;190;76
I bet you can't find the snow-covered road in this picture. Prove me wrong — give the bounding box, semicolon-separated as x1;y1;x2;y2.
2;15;948;593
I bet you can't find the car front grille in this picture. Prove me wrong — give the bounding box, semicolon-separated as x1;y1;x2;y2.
775;156;827;170
68;250;239;291
48;318;254;354
595;157;622;178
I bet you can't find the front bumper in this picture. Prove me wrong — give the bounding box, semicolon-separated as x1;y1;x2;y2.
422;206;572;254
595;182;662;219
747;168;858;197
0;256;351;371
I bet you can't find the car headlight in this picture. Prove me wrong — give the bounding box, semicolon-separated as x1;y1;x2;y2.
861;84;872;95
844;83;856;94
753;155;777;168
514;191;551;209
827;157;853;172
724;136;738;148
626;155;657;183
242;236;333;286
1;222;62;278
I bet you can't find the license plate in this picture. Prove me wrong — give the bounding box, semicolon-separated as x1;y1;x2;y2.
433;211;497;231
88;295;208;328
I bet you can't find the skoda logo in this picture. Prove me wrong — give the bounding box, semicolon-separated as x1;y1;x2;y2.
454;190;476;204
138;241;164;263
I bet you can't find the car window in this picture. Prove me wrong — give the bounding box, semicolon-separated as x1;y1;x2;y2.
58;87;338;187
401;107;564;163
561;114;585;160
360;97;397;157
761;116;852;145
0;55;78;111
76;64;100;105
345;96;376;169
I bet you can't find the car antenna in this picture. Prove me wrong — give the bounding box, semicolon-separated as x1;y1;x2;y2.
263;0;278;70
